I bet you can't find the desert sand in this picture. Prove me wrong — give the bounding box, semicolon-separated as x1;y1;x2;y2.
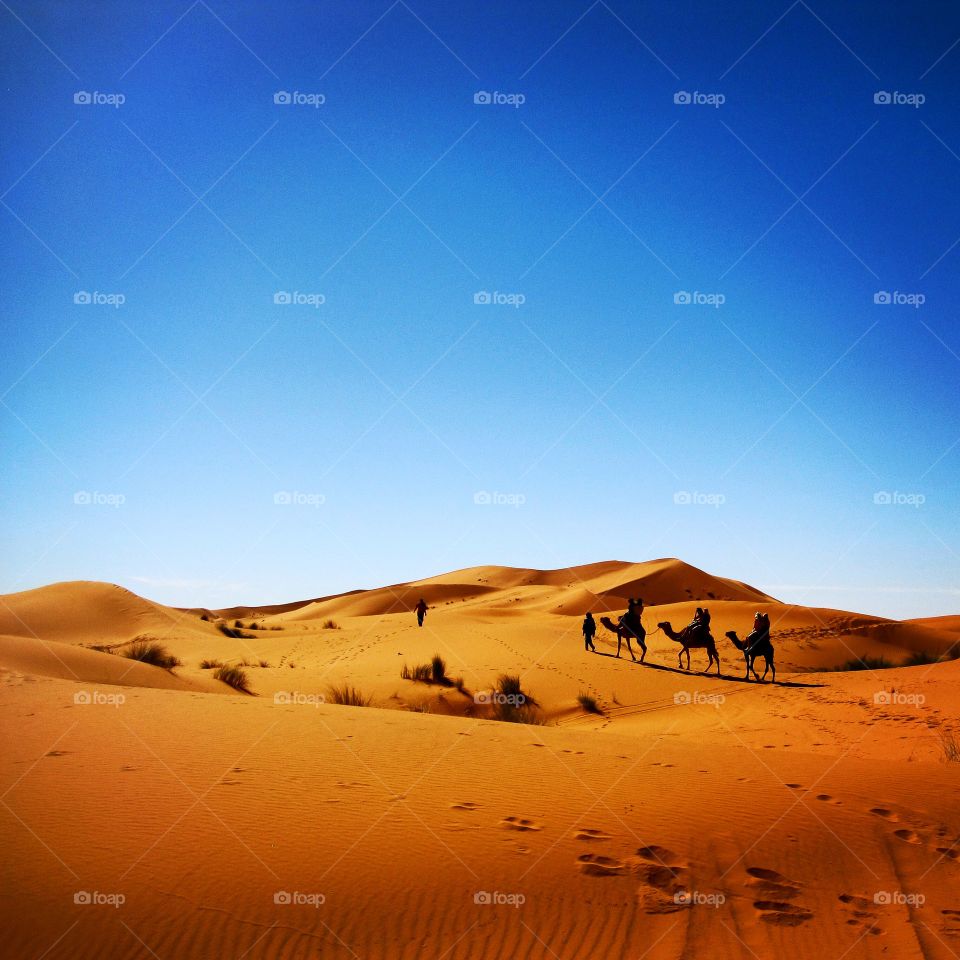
2;558;959;959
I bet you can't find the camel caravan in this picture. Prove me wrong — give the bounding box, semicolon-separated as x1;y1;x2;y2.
583;600;776;683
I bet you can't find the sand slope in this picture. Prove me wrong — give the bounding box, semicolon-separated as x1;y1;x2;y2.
1;560;958;959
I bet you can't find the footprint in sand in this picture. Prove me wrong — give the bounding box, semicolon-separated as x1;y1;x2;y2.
754;901;814;926
573;828;611;842
870;807;899;822
942;910;960;938
837;893;883;934
936;847;960;861
815;794;841;804
745;867;803;901
577;853;626;877
894;829;922;845
501;816;541;832
451;802;480;811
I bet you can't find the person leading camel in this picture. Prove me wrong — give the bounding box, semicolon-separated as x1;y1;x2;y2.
582;612;597;652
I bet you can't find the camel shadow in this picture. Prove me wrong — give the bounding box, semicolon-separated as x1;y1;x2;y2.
588;651;825;688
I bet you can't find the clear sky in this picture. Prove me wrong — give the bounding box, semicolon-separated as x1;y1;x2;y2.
2;0;958;618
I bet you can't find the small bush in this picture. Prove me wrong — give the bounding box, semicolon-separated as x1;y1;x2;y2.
401;663;433;682
577;693;602;714
214;664;251;692
322;619;340;630
199;613;211;622
454;676;467;694
259;660;270;669
200;658;223;669
835;655;893;672
940;730;960;763
123;640;180;669
903;650;940;666
431;654;447;684
326;684;370;707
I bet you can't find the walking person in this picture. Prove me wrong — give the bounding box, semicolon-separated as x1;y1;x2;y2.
415;597;429;627
582;611;597;652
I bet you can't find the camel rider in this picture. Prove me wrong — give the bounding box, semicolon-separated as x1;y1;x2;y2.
685;606;704;638
621;597;644;638
745;612;770;653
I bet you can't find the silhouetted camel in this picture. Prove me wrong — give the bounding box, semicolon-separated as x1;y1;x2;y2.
726;613;775;683
657;621;720;675
600;616;646;662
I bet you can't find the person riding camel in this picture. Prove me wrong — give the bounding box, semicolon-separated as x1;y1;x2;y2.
744;612;770;653
684;606;711;641
621;597;644;639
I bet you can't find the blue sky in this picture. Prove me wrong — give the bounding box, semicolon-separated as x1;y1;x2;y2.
2;0;958;618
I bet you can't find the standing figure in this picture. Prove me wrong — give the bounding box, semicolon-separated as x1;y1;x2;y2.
415;598;428;627
582;612;597;652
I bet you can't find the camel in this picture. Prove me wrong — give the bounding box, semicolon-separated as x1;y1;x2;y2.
726;613;775;683
657;620;721;675
600;615;646;663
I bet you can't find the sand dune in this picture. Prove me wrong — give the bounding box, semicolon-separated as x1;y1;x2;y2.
1;560;958;959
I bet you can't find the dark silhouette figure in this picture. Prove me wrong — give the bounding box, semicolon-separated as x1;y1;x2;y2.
600;596;647;662
657;613;721;675
727;612;776;682
415;598;428;627
582;612;597;651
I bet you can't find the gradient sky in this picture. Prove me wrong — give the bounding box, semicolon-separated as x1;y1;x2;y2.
2;0;958;618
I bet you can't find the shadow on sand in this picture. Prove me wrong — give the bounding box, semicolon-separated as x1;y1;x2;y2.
588;650;825;689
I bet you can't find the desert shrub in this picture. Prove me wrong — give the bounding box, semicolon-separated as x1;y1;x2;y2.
454;676;467;694
326;684;370;707
200;658;223;669
401;663;433;682
903;650;940;666
497;674;525;700
123;640;180;669
431;654;447;684
577;692;602;714
214;664;251;692
834;655;893;671
940;731;960;763
199;613;211;622
259;660;270;669
322;619;340;630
